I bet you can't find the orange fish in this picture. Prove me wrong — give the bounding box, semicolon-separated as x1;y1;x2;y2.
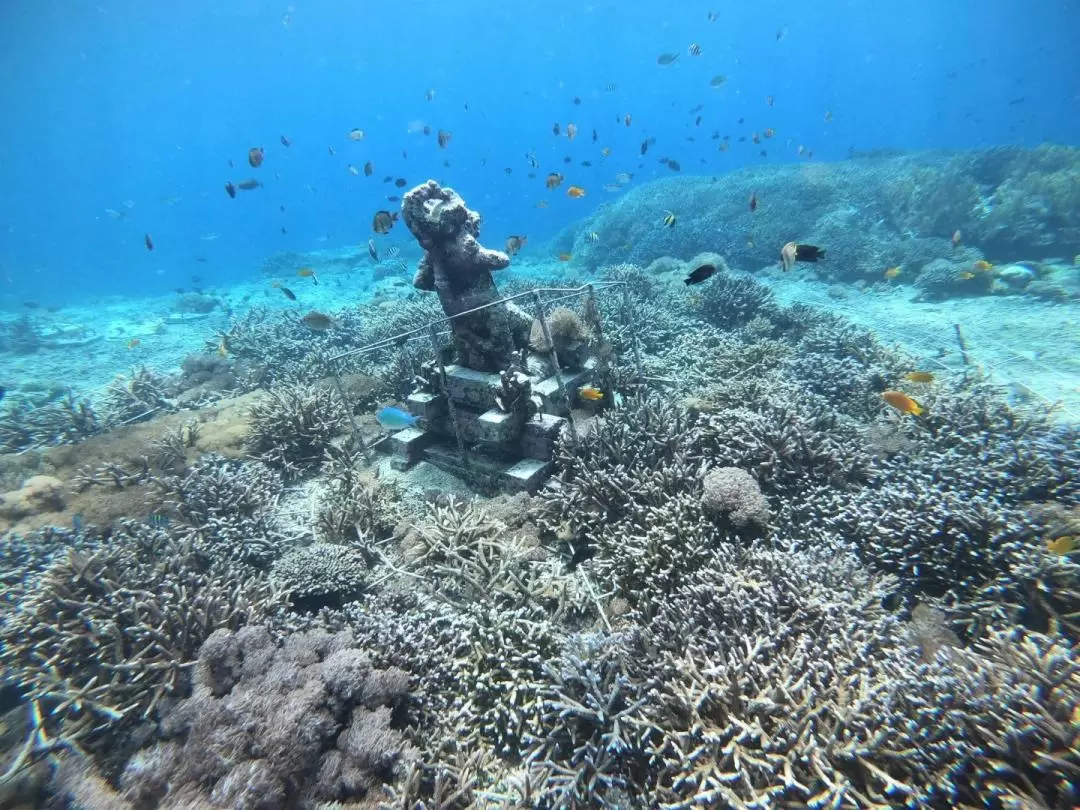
546;172;564;190
972;260;993;272
884;266;902;279
578;386;604;401
558;252;572;261
881;390;924;416
248;146;264;168
567;185;586;198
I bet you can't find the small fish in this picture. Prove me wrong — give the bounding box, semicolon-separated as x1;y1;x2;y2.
301;310;335;331
776;27;787;41
881;390;924;417
780;242;825;271
280;135;291;147
248;146;265;168
752;132;762;144
328;145;336;156
1048;536;1078;555
904;372;935;383
425;88;436;101
624;113;632;127
601;146;611;158
884;266;902;280
347;164;360;176
749;191;758;212
376;405;420;430
526;152;539;168
147;513;170;528
297;267;319;284
237;178;262;191
657;52;680;66
666;159;681;171
592;129;598;143
105;207;127;219
384;245;400;258
587;232;599;244
217;339;228;358
127;338;141;349
602;183;621;192
348;128;366;141
662;210;677;228
505;235;527;256
279;286;297;301
437;130;452;148
824;110;833;123
362;161;373;177
615;171;633;184
536;200;549;208
684;263;716;285
144;233;154;251
573;97;582;106
552;122;561;136
367;239;378;262
972;260;993;272
558;252;573;261
707;10;718;21
688;43;702;56
372;210;396;234
567;123;578;140
580;160;592;168
951;229;962;247
766;95;775;107
394;178;407;188
545;172;565;190
605;82;618;92
763;128;775;138
710;75;727;88
958;271;977;280
567;185;586;198
578;386;604;401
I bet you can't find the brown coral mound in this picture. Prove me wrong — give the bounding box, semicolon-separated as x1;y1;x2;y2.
529;306;592;354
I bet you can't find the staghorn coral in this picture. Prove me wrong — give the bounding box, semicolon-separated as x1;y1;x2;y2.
244;382;348;480
0;390;100;454
696;270;779;331
0;521;278;765
118;626;413;809
315;444;403;547
157;453;288;567
99;367;176;427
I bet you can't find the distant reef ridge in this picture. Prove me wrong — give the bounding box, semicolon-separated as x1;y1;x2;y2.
559;144;1080;286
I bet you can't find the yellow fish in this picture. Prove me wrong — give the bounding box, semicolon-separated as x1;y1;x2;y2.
1047;536;1078;555
903;371;935;383
972;260;993;272
217;339;228;358
881;390;924;416
578;386;604;401
884;266;902;280
958;272;977;280
566;185;587;198
662;211;676;228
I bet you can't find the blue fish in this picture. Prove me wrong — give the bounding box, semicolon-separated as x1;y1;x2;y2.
375;406;420;430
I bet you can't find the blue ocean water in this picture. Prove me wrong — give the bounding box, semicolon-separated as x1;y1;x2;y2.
1;0;1078;305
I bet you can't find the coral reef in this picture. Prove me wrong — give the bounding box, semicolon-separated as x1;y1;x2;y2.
273;544;369;611
0;521;279;763
118;626;413;808
565;145;1080;288
243;382;348;480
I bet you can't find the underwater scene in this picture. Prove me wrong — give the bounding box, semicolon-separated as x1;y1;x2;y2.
3;0;1080;807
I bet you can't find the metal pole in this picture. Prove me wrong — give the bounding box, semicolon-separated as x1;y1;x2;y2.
531;291;578;445
329;360;368;461
427;324;470;471
620;285;646;386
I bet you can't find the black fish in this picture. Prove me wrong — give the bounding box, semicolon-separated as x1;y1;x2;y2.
684;264;716;285
0;386;5;401
795;244;826;262
383;175;394;183
280;286;297;301
640;139;649;155
225;181;237;198
394;178;407;187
